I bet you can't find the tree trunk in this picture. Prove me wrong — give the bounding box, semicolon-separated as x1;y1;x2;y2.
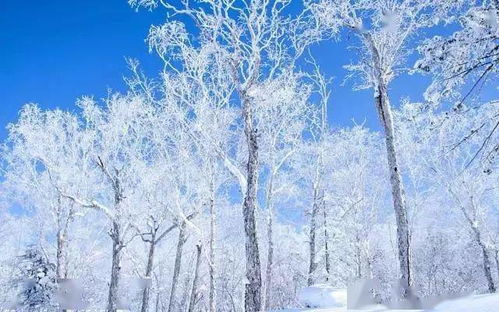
181;269;192;310
140;232;157;312
168;223;186;312
208;179;217;312
264;210;274;308
155;290;160;312
56;228;65;280
375;81;411;298
308;185;320;286
355;234;362;279
465;197;496;293
364;35;411;298
263;174;275;310
107;221;122;311
242;98;262;312
105;172;125;312
56;225;69;312
188;244;203;312
322;193;330;282
55;197;69;281
469;223;496;293
495;250;499;283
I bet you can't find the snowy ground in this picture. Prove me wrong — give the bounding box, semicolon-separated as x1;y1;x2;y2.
277;285;499;312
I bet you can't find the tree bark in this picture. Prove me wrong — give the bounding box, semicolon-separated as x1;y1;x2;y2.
107;221;123;312
103;163;125;312
264;210;274;309
242;97;263;312
56;228;65;280
463;212;496;293
208;177;217;312
322;194;331;282
168;223;186;312
375;82;411;297
467;198;496;293
180;269;192;309
263;173;275;310
495;250;499;284
56;223;69;312
188;244;203;312
474;229;496;293
308;185;320;286
140;231;157;312
155;290;160;312
366;37;411;297
355;234;362;279
55;197;70;281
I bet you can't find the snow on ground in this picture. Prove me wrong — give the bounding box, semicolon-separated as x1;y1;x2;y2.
277;306;420;312
277;285;499;312
432;293;499;312
298;285;347;308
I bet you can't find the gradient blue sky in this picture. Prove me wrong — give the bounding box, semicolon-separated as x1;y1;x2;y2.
0;0;438;142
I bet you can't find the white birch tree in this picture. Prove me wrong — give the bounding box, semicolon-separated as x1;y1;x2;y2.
129;1;321;310
309;0;466;298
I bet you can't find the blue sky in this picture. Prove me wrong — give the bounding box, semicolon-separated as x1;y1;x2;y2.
0;0;438;142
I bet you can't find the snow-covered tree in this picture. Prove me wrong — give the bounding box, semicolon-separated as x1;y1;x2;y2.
397;101;499;294
129;1;322;310
309;0;467;298
2;105;84;283
1;1;498;311
16;246;57;310
415;0;499;166
416;0;498;105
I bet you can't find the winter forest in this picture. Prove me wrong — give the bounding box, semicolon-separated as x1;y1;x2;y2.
0;0;498;311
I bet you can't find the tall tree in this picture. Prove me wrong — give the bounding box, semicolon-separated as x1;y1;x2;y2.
302;63;331;286
309;0;466;298
3;105;85;284
255;72;313;308
48;95;155;310
130;1;321;310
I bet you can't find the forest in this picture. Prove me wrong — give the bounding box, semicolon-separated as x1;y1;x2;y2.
0;0;498;311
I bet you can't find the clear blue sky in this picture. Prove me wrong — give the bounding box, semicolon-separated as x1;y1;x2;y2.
0;0;437;142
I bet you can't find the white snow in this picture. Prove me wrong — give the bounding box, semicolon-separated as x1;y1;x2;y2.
278;291;499;312
432;293;499;312
298;285;347;309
